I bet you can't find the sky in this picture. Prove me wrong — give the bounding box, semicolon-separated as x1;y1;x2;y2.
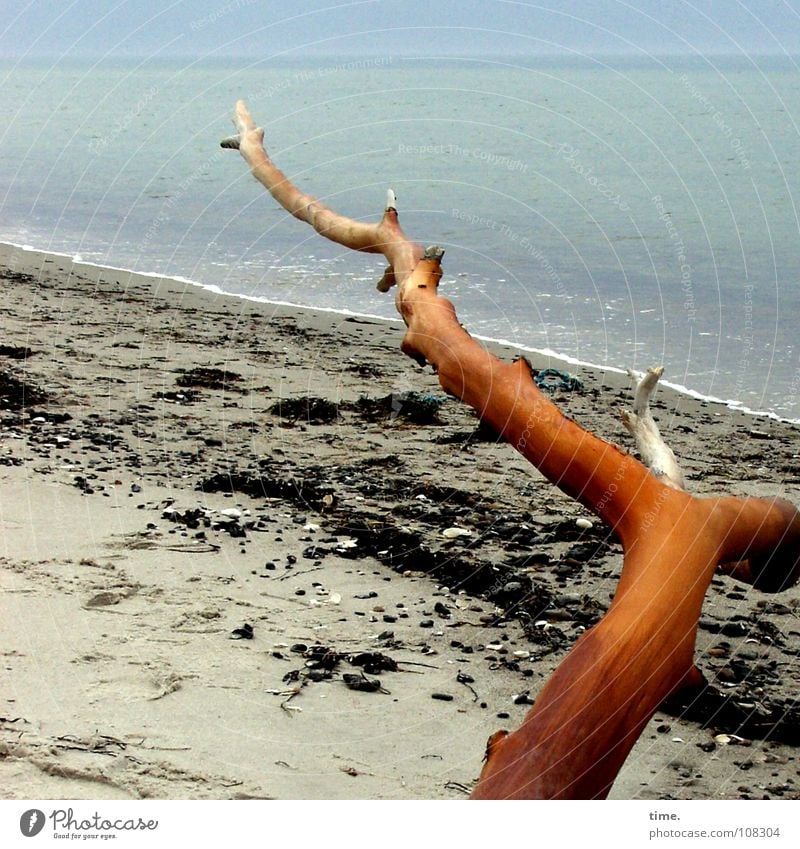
1;0;800;60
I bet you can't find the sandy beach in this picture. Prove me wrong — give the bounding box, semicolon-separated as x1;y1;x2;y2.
1;240;799;801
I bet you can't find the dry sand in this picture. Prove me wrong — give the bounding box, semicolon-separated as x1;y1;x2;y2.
1;241;799;800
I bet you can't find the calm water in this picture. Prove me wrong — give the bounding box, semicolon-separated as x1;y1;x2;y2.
2;55;800;419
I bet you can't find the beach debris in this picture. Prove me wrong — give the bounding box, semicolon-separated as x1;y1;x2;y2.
176;366;246;392
431;692;454;701
83;589;134;609
269;396;339;425
456;671;479;701
347;652;398;674
73;475;97;495
444;781;473;795
0;344;34;360
575;517;593;530
156;389;201;405
230;623;254;640
434;601;451;619
347;390;446;425
148;672;184;701
714;733;750;746
533;368;583;393
0;367;48;411
442;527;471;539
343;672;388;694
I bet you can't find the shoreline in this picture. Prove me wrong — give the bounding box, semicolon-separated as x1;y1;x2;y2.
3;239;795;426
2;240;799;801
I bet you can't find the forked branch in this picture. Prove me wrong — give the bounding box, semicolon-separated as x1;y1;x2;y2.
223;102;800;799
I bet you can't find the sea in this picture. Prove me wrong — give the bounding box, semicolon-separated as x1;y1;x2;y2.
2;54;800;421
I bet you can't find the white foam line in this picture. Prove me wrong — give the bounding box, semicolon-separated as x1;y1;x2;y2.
3;240;798;425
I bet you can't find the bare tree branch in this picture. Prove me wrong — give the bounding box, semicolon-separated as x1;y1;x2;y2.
223;102;800;799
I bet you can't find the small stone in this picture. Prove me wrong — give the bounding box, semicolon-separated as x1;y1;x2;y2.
442;527;471;539
431;693;454;701
575;518;593;530
420;620;434;628
230;623;254;640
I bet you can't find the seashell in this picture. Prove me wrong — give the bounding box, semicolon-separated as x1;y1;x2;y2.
485;643;503;651
329;592;342;605
442;527;471;539
575;518;593;530
303;523;320;532
220;508;242;519
714;734;731;745
513;650;531;659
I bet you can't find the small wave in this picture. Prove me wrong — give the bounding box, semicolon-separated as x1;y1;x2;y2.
3;239;797;425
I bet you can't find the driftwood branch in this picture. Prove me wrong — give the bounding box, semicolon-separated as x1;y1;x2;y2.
223;101;800;799
622;366;686;490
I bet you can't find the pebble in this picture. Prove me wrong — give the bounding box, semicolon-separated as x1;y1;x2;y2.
442;527;471;539
575;518;593;530
420;620;434;628
431;693;454;701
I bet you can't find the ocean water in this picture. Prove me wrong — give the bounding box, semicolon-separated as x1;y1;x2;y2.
2;55;800;420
